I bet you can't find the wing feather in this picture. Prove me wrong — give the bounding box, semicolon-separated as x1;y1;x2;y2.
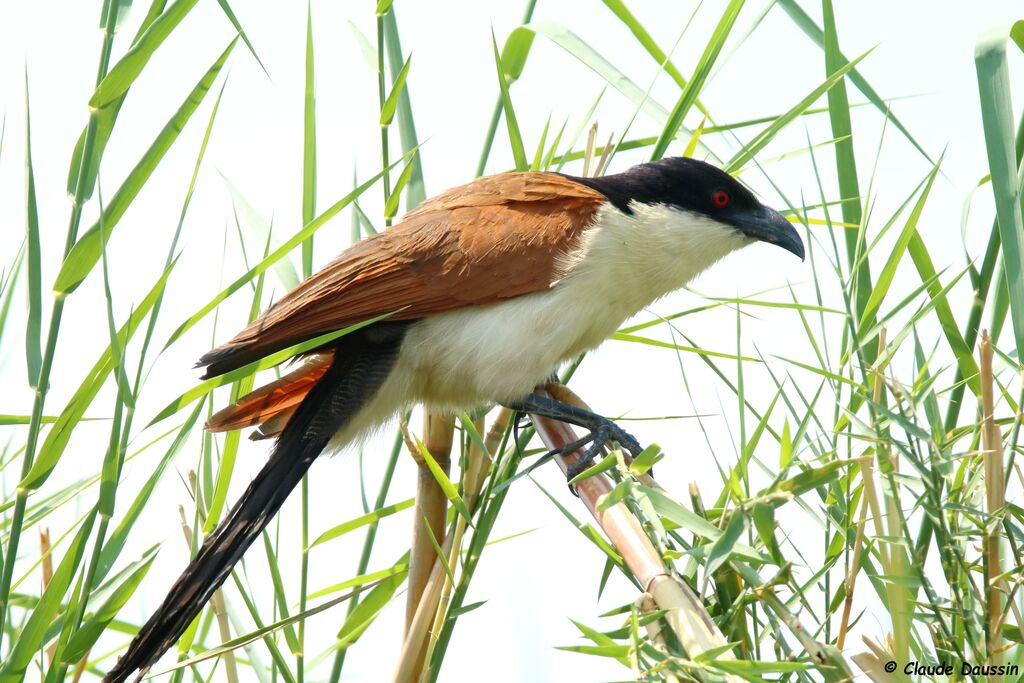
198;172;603;377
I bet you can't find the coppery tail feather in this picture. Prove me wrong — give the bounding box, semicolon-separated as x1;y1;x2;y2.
104;327;406;682
204;354;333;434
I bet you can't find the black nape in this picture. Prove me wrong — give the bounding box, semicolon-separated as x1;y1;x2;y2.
563;156;759;219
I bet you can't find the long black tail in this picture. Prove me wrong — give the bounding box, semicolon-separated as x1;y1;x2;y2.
105;326;406;682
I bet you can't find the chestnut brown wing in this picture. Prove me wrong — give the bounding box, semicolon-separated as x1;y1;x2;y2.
198;172;604;377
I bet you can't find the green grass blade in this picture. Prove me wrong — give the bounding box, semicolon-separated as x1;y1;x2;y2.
475;0;537;176
975;22;1024;359
598;0;690;93
724;50;869;172
705;511;746;576
821;0;873;329
328;561;407;652
0;414;95;425
20;261;178;492
163;157;403;349
906;232;981;397
382;8;426;209
64;0;169;202
95;400;206;585
311;498;414;548
379;53;411;127
220;174;300;290
306;562;409;602
24;72;41;389
151;312;395;426
89;0;201;109
651;0;744;160
858;158;942;331
66;106;119;204
0;511;96;680
97;186;134;414
301;1;317;280
348;20;377;71
776;0;933;163
384;157;416;219
516;22;670;123
89;0;200;109
260;533;301;653
55;37;237;295
61;547;157;664
492;30;528;171
216;0;267;75
530;113;551;171
417;438;472;523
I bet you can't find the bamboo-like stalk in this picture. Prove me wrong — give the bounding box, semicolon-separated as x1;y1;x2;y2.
406;412;453;633
593;131;615;177
836;460;871;649
528;385;737;665
871;329;909;661
398;410;455;683
209;591;238;683
393;518;459;683
980;330;1005;675
39;528;53;590
40;528;55;665
851;651;901;683
70;656;89;683
864;329;890;565
581;122;598;178
418;417;495;683
637;593;681;683
394;409;506;683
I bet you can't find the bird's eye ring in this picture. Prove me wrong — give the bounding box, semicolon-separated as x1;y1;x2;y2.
712;190;731;207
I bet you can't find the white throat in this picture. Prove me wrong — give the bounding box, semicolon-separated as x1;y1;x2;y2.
558;201;754;312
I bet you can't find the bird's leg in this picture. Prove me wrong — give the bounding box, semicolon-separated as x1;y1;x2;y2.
505;393;644;481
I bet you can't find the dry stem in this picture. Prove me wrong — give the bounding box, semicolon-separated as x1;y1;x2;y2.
980;331;1005;672
180;480;238;683
406;411;453;632
397;411;502;683
836;469;870;649
40;528;55;665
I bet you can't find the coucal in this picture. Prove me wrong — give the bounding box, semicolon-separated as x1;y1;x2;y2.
105;156;803;681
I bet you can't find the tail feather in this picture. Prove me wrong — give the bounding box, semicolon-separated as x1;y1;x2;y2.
104;329;405;682
205;354;332;433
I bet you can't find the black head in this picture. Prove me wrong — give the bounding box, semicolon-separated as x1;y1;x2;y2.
568;157;804;260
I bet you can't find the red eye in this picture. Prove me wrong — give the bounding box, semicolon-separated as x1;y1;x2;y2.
712;190;731;207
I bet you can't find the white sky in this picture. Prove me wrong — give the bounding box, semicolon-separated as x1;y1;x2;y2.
1;1;1022;681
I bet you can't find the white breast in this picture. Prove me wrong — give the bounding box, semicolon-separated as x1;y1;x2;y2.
328;201;751;448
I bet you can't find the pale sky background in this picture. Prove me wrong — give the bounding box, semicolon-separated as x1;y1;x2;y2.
0;1;1022;681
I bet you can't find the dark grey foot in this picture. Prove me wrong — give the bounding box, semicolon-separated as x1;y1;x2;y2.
506;393;644;483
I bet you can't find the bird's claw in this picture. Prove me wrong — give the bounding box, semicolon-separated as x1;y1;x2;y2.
506;393;646;494
559;417;644;488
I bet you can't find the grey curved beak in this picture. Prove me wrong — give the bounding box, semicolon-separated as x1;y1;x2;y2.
737;207;805;261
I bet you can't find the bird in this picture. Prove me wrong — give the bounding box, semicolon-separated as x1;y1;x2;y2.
104;156;803;682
